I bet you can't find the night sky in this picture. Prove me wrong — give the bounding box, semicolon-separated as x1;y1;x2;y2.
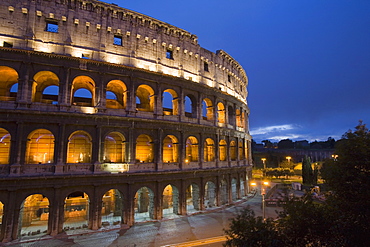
108;0;370;143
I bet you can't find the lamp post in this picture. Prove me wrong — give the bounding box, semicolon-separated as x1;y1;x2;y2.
250;181;269;221
286;156;292;169
331;154;338;161
261;158;266;169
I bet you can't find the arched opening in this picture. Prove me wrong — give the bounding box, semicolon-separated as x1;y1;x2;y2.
67;131;92;163
0;128;11;165
162;184;179;218
134;187;154;222
42;85;59;104
103;132;125;163
228;105;235;126
25;129;55;164
71;76;95;106
0;66;18;101
244;141;249;160
162;135;179;163
204;138;215;162
230;141;237;161
186;183;200;214
136;84;155;112
231;178;237;201
217;102;226;124
184;94;196;118
163;89;178;115
239;141;244;160
101;189;124;228
219;139;227;161
106;80;127;109
220;179;228;205
32;71;59;103
202;98;213;121
135;134;154;163
185;136;198;162
18;194;49;239
236;109;242;128
240;176;245;197
204;181;216;208
64;192;89;233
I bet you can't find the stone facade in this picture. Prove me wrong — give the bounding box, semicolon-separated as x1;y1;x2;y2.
0;0;252;242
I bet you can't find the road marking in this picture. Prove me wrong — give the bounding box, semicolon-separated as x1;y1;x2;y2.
161;235;227;247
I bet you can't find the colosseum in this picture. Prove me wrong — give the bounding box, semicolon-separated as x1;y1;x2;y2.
0;0;251;242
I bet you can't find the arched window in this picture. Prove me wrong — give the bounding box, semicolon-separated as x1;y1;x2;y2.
104;132;125;163
136;85;155;112
185;136;198;162
204;138;215;162
26;129;55;164
71;76;95;106
202;98;213;121
236;109;242;128
228;105;235;126
163;135;179;163
219;139;227;161
135;134;154;163
163;89;179;115
106;80;127;109
67;131;92;163
230;141;237;161
64;192;89;231
184;94;196;118
0;66;18;101
217;102;226;124
239;141;244;160
32;71;59;103
0;128;11;164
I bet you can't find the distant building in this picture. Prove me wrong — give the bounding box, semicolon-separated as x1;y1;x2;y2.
0;0;252;242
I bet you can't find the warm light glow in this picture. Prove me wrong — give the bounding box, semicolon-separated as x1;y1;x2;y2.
102;163;130;173
286;156;291;162
250;182;257;186
263;181;269;186
185;159;189;163
80;106;96;114
261;158;266;162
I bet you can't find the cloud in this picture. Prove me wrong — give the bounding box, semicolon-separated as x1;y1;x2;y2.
250;124;295;135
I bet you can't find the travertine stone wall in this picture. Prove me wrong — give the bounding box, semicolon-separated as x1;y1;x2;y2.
0;0;248;103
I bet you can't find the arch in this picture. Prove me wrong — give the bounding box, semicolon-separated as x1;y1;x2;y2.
240;175;245;197
220;179;228;205
186;183;200;214
217;102;226;124
162;184;179;217
103;132;126;163
162;135;179;163
135;134;154;163
67;131;92;163
106;80;127;109
236;109;242;128
71;75;95;106
64;192;89;232
230;141;237;161
25;129;55;164
18;194;49;239
134;187;154;222
136;84;155;112
202;98;214;121
101;189;124;228
184;94;196;118
219;139;227;161
0;128;11;165
32;71;59;103
185;136;198;162
239;141;244;160
228;105;235;126
0;66;18;101
163;89;179;115
204;138;215;162
231;178;237;201
204;181;216;208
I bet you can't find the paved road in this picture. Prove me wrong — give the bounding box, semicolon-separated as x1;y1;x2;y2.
5;193;282;247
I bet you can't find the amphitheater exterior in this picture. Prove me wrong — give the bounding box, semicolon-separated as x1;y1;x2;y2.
0;0;252;242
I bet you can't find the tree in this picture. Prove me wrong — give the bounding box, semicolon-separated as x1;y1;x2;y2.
224;206;282;247
321;121;370;246
302;155;314;185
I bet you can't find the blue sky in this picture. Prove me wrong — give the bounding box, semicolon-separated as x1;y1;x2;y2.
107;0;370;143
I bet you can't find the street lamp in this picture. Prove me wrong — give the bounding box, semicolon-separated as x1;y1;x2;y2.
261;158;266;169
286;156;292;169
262;181;269;221
331;154;338;161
